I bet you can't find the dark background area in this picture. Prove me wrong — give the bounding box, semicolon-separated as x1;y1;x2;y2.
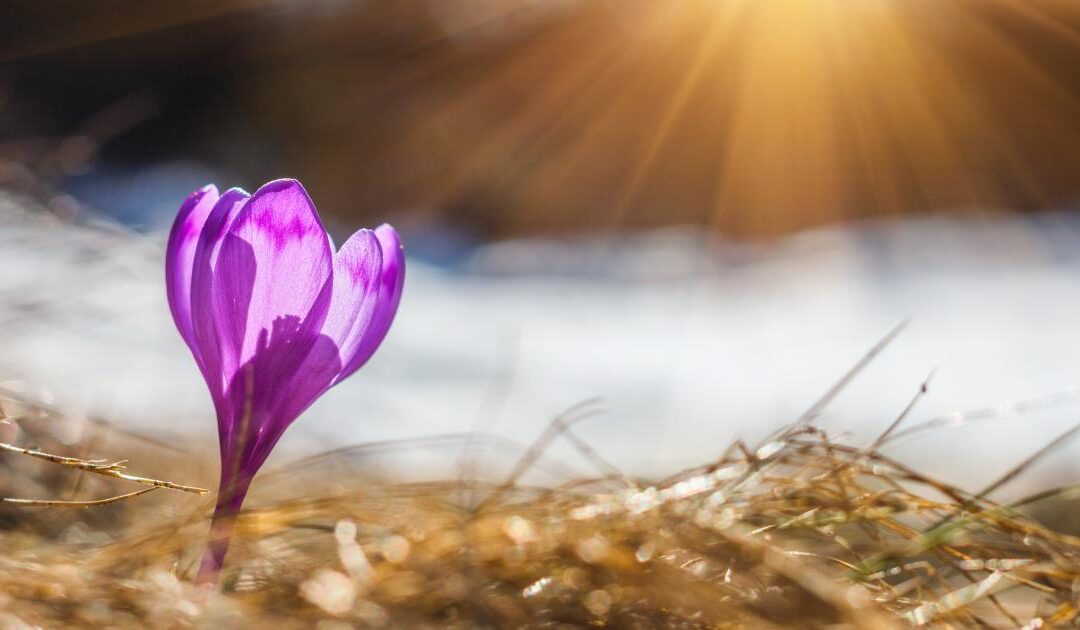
3;0;1080;241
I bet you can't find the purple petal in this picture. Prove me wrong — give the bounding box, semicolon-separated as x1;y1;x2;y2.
165;185;219;357
216;282;339;474
336;223;405;382
320;229;383;373
239;327;341;474
218;179;334;367
224;230;383;464
190;189;251;399
187;190;250;465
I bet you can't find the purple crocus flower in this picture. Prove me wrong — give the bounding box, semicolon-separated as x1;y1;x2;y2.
165;179;404;585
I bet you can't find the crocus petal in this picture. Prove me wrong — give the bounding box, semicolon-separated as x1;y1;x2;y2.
240;321;341;473
220;230;384;465
165;185;219;356
336;223;405;382
190;188;251;399
320;229;383;371
218;179;334;366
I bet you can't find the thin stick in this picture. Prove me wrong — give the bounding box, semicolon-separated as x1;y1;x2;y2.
961;420;1080;513
795;320;908;427
0;438;112;468
475;398;605;512
883;386;1080;446
1;486;157;507
891;420;1080;567
561;424;627;481
765;320;909;447
866;369;936;453
92;466;209;495
0;440;208;495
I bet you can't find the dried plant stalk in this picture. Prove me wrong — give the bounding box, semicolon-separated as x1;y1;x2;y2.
0;440;208;496
0;350;1078;626
1;487;157;508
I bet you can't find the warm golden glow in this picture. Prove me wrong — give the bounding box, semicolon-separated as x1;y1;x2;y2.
9;0;1080;237
348;0;1080;236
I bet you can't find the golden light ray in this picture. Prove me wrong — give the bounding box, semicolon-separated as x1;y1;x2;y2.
607;1;738;231
231;0;1080;237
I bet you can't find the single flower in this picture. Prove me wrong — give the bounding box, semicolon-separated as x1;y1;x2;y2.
165;179;404;585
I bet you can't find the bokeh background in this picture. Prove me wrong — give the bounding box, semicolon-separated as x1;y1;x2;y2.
4;0;1080;497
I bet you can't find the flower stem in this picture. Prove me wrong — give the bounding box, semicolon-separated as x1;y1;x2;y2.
196;474;252;587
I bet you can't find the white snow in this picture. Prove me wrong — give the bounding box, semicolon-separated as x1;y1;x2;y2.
3;192;1080;498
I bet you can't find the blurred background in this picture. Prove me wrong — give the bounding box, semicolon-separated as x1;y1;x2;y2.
4;0;1080;497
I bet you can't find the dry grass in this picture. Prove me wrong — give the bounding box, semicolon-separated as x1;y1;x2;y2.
2;384;1080;629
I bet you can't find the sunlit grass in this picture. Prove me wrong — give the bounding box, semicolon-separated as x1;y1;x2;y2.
3;376;1080;627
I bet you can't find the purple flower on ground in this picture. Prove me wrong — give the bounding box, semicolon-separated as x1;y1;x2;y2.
165;179;404;585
